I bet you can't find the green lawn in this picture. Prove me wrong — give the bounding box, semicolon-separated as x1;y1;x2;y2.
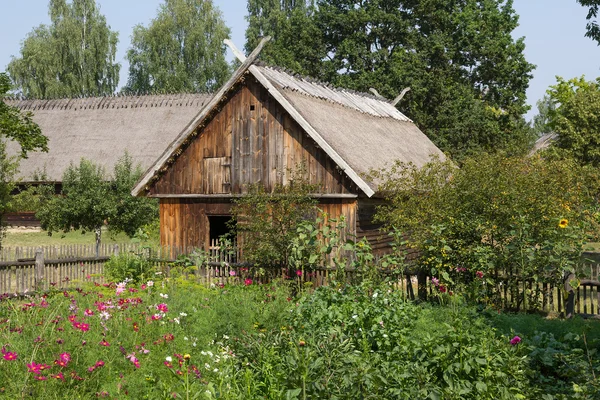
2;228;135;248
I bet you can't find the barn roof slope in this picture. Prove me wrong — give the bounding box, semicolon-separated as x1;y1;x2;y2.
4;94;212;182
133;57;445;198
256;65;445;191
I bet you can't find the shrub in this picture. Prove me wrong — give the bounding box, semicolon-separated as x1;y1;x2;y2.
221;284;534;399
104;251;154;283
371;153;600;310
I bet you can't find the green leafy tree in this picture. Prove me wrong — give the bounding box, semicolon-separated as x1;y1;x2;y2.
7;0;119;98
537;76;600;166
0;73;48;246
109;152;158;237
245;0;324;77
231;168;318;269
531;94;555;136
37;154;159;252
124;0;231;94
246;0;535;159
371;153;599;310
578;0;600;44
549;78;600;166
37;159;113;253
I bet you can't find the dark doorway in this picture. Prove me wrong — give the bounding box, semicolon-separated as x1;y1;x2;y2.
208;215;233;244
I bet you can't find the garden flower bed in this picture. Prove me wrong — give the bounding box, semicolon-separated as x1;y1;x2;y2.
0;277;599;399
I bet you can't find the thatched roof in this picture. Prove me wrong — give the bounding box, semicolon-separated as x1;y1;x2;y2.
4;94;212;182
258;65;445;191
133;58;445;198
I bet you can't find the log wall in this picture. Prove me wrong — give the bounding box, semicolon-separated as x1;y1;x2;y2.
159;199;232;254
149;78;355;196
159;198;359;255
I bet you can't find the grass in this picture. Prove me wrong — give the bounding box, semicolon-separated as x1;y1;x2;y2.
2;228;135;247
487;309;600;344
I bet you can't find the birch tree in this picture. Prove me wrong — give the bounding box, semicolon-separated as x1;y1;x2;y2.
7;0;119;98
124;0;231;94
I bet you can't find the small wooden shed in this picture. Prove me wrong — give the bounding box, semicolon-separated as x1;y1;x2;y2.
133;44;445;256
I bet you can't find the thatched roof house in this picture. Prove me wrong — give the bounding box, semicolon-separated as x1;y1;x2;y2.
5;94;212;185
133;42;445;255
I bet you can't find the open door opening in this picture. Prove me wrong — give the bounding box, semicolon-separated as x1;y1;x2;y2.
208;215;236;262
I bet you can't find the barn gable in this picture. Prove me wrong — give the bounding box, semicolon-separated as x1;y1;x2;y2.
133;41;445;198
147;76;357;197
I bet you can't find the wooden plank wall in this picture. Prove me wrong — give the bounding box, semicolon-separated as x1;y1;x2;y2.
149;78;356;196
160;199;231;254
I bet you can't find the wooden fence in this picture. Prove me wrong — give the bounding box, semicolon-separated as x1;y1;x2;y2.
0;244;599;319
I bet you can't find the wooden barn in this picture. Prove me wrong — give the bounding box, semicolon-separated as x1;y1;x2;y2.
133;41;445;256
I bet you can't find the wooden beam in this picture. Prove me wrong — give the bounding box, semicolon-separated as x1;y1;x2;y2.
149;193;358;199
369;88;386;100
131;36;272;197
391;87;411;106
224;39;247;63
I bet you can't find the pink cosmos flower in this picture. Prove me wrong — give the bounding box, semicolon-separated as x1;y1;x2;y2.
59;352;71;363
3;352;17;361
476;271;484;279
51;372;65;381
151;314;162;321
157;303;169;313
244;278;253;286
296;269;303;277
34;375;47;381
99;339;110;347
84;309;94;316
510;336;522;345
431;277;440;286
27;362;48;374
229;270;236;276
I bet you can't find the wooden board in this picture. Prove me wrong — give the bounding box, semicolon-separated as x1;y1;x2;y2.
149;79;356;196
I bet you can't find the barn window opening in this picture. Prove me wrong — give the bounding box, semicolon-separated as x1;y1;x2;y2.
208;215;234;247
250;104;255;111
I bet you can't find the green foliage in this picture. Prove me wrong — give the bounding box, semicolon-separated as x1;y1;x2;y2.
578;0;600;44
532;94;555;136
37;153;158;245
124;0;231;94
104;251;154;283
222;284;533;399
541;76;600;167
7;0;119;98
245;1;324;77
108;152;158;237
0;72;48;248
372;153;599;309
231;168;318;269
0;74;49;156
37;158;112;245
246;0;535;159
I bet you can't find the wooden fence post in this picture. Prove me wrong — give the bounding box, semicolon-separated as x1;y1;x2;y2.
114;244;120;257
564;273;576;319
35;248;44;291
417;270;428;301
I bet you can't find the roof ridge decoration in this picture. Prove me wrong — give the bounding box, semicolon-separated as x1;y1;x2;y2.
4;92;211;111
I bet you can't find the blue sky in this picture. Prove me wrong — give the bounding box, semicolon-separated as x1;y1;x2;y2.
1;0;599;121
